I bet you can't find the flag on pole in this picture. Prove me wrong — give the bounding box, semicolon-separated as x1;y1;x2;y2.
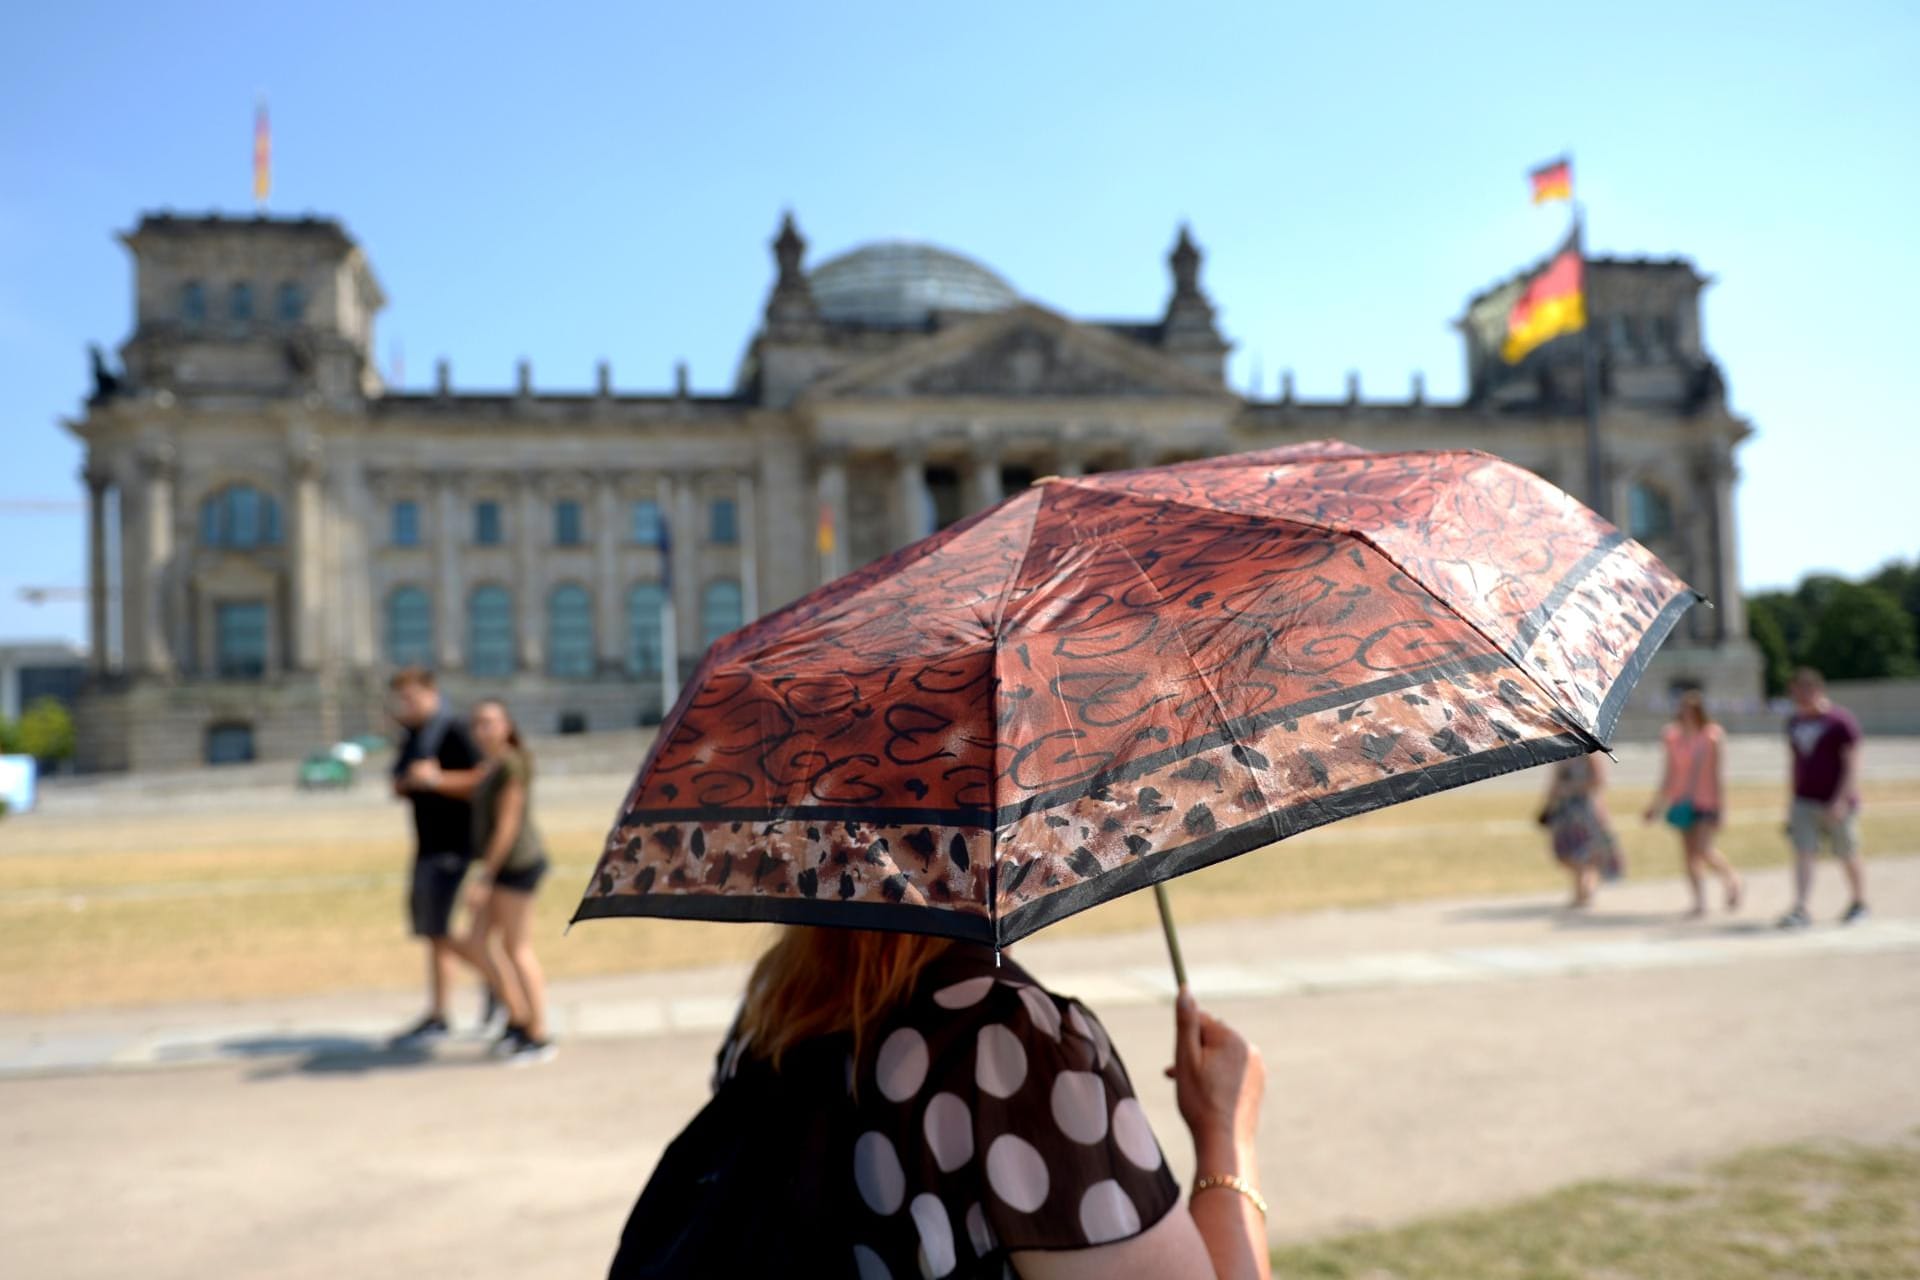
1500;229;1585;364
815;500;837;558
253;100;271;206
1529;156;1572;204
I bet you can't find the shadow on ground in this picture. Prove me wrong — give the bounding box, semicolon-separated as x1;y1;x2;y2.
151;1033;503;1080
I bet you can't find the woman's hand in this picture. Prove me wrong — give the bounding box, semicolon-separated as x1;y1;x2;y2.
464;873;493;919
1167;988;1264;1170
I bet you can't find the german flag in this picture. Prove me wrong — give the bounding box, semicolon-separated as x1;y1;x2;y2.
1530;156;1572;204
1501;230;1585;364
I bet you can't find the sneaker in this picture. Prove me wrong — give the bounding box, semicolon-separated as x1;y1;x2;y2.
1840;901;1870;926
389;1014;450;1048
490;1024;527;1059
480;989;504;1033
1775;906;1812;930
506;1034;557;1067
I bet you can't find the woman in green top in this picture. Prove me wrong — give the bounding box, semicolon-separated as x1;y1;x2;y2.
407;698;553;1062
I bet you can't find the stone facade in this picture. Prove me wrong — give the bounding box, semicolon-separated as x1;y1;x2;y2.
67;211;1758;772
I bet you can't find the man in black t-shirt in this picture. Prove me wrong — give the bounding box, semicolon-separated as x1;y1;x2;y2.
388;666;485;1045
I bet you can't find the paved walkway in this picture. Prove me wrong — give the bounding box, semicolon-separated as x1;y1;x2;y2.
3;858;1917;1278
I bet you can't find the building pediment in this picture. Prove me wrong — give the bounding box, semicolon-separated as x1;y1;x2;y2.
801;305;1232;403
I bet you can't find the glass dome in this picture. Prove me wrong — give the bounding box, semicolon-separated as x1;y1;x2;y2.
809;241;1018;328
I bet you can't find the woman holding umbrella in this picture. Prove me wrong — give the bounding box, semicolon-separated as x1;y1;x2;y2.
585;446;1702;1278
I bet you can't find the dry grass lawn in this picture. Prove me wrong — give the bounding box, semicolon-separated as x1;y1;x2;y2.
2;778;1917;1013
1271;1136;1920;1279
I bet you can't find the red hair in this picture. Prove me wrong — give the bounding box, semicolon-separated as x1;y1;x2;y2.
736;928;951;1068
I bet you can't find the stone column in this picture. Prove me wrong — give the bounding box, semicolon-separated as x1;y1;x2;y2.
84;464;111;674
736;471;760;620
1056;447;1086;479
516;476;545;672
131;443;175;676
969;449;1003;514
896;448;933;547
287;440;325;673
594;474;622;670
815;451;849;584
433;471;464;669
1706;449;1746;645
672;475;699;655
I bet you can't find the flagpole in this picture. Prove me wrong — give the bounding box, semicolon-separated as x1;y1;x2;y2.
1576;197;1608;521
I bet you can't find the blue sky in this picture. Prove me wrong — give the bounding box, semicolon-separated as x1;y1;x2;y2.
3;0;1915;647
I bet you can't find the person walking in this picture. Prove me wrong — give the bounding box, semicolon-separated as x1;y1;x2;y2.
387;667;490;1046
609;930;1271;1279
1778;668;1868;928
1645;689;1742;919
1540;752;1622;908
405;698;555;1063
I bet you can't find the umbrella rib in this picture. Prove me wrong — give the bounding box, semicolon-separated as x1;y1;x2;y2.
984;486;1050;948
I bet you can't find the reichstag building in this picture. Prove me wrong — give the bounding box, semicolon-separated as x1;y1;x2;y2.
67;211;1758;771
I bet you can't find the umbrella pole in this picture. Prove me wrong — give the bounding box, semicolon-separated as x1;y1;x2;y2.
1153;882;1189;991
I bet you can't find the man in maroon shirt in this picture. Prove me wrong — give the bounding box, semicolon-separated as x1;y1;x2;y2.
1778;668;1868;928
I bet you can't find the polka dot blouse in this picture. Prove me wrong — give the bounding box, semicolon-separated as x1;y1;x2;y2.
715;945;1178;1278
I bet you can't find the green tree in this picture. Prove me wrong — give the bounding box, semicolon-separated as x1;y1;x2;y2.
1748;589;1811;661
0;716;19;754
1868;557;1920;651
14;698;75;765
1747;601;1795;698
1802;583;1920;681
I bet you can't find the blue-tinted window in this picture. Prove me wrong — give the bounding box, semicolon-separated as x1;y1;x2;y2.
630;500;663;545
554;499;584;547
215;600;269;679
473;500;502;546
385;587;434;667
205;722;255;765
276;281;304;324
547;584;594;678
626;583;667;676
228;282;254;324
700;579;743;649
181;281;207;327
467;586;515;677
391;500;421;547
199;486;283;549
1627;484;1674;542
709;498;738;545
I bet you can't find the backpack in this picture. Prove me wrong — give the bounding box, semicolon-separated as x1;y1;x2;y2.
608;1037;852;1278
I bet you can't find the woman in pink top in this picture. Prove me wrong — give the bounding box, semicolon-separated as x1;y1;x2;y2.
1644;689;1742;918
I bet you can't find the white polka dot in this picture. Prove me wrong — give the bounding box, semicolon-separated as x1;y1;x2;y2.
1111;1098;1164;1171
985;1134;1050;1213
877;1027;930;1102
853;1243;891;1280
933;976;994;1009
1066;1003;1111;1069
1078;1180;1142;1244
1016;985;1063;1040
923;1092;974;1173
964;1202;995;1256
910;1193;956;1278
975;1024;1028;1098
1050;1070;1109;1144
854;1131;906;1214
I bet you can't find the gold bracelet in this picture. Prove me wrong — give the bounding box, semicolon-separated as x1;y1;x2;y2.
1192;1173;1268;1219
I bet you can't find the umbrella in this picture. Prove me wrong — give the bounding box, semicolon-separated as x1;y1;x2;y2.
573;443;1698;972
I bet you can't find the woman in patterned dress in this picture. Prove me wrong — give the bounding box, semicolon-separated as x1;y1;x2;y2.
617;929;1272;1279
1541;753;1622;908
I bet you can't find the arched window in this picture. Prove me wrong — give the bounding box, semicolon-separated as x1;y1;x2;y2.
275;281;305;324
180;281;207;327
384;587;434;667
199;485;284;549
547;584;594;678
1627;483;1675;543
625;583;667;675
467;585;515;677
228;282;254;324
701;579;743;649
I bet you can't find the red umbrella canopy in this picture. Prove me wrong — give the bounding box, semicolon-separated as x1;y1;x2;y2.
574;444;1697;946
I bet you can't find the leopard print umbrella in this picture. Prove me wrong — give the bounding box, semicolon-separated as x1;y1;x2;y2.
575;443;1697;948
